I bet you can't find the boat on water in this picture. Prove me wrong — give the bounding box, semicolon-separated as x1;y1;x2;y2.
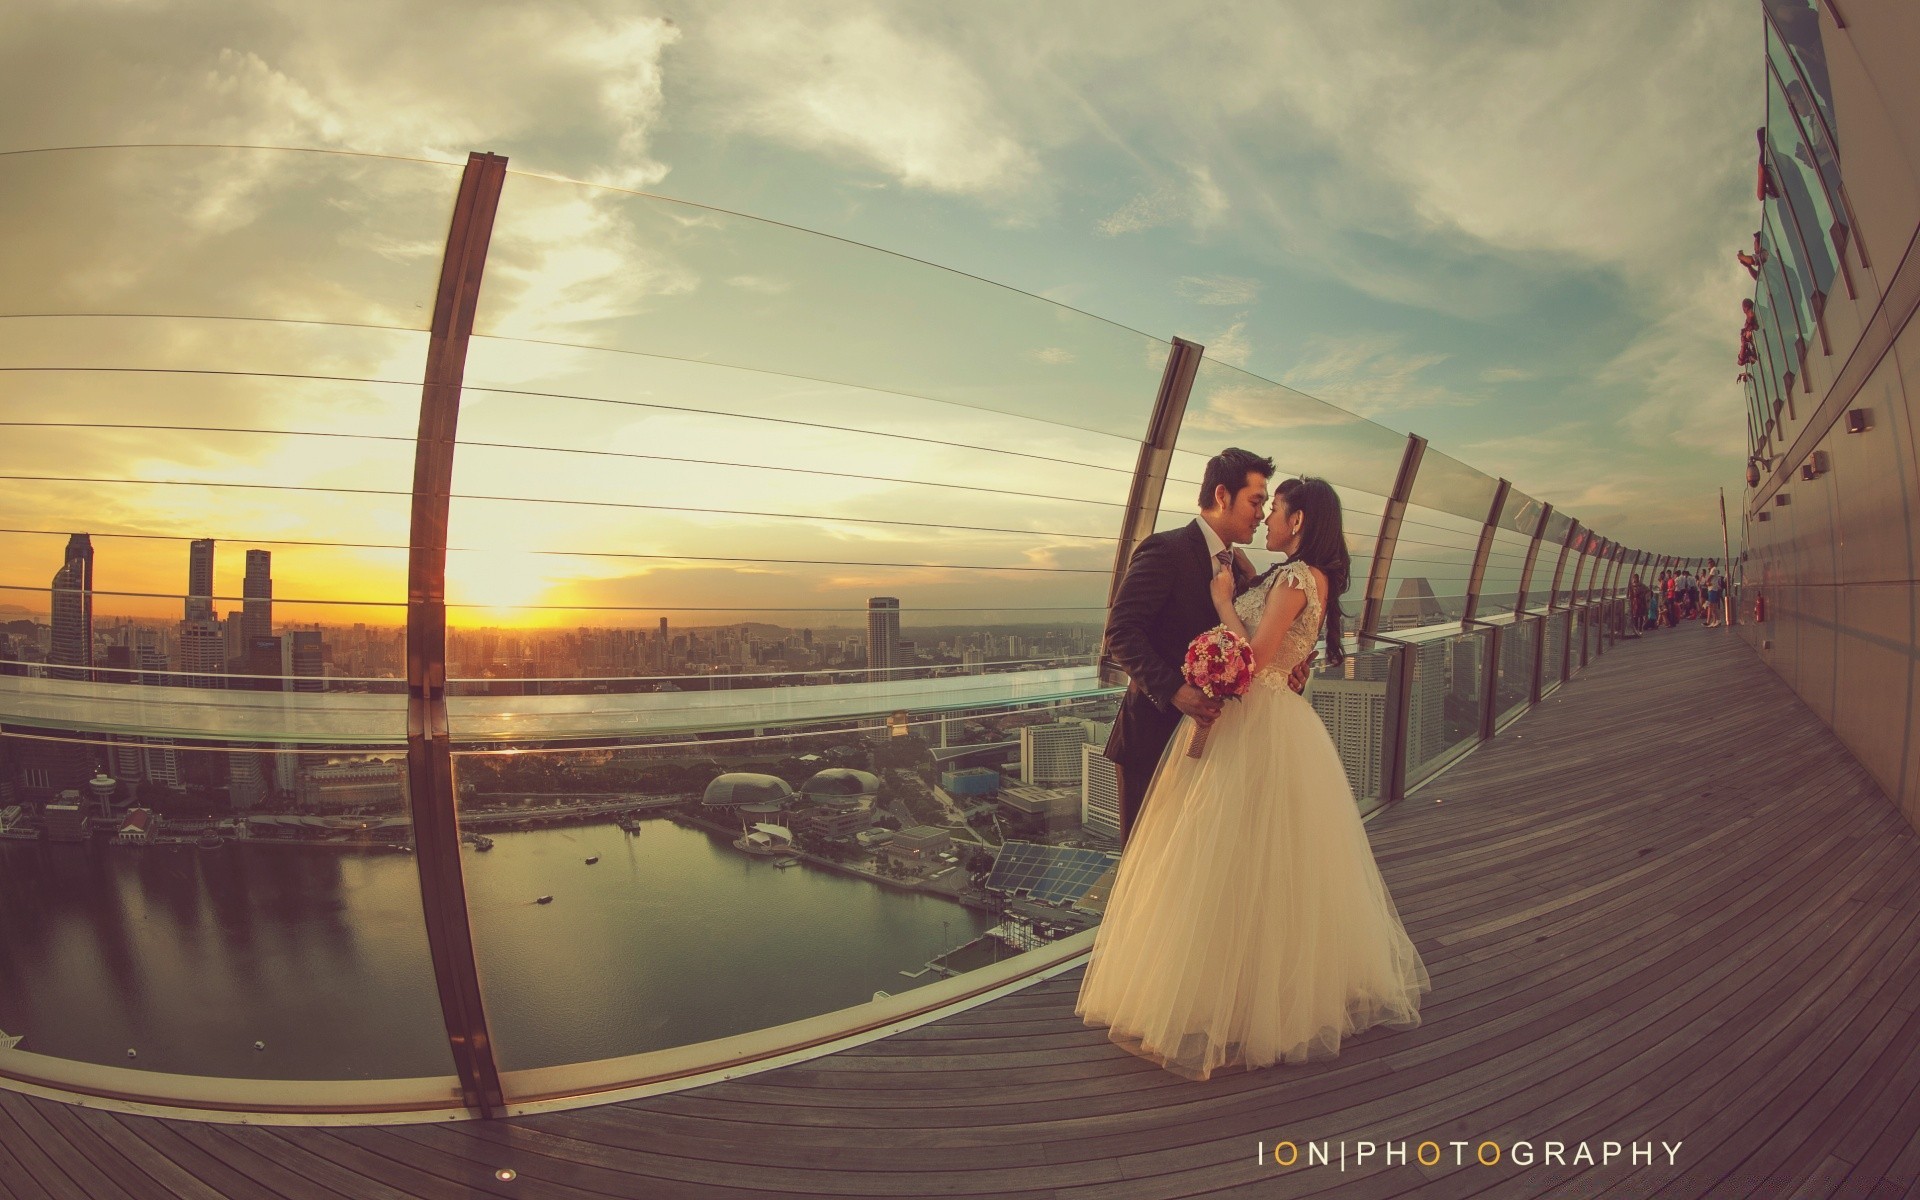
194;835;224;850
535;895;554;905
584;855;599;865
774;858;801;869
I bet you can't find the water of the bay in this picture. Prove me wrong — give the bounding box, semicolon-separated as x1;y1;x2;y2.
0;819;994;1080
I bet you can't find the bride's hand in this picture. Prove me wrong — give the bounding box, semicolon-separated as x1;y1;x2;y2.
1231;547;1254;579
1209;563;1237;608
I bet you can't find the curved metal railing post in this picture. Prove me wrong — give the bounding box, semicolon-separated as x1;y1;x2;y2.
1359;434;1427;637
1513;502;1553;616
1101;337;1204;688
406;150;508;1118
1461;478;1510;627
1548;522;1580;612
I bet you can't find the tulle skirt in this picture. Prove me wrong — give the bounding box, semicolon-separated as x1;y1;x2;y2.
1074;678;1431;1081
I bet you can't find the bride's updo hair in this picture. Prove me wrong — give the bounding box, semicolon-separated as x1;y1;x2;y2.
1276;476;1350;667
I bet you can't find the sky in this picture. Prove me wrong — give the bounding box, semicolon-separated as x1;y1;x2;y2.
0;0;1759;630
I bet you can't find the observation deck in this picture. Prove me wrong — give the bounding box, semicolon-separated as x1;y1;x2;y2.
9;2;1920;1194
4;622;1918;1197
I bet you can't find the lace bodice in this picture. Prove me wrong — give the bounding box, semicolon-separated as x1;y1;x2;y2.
1234;559;1323;690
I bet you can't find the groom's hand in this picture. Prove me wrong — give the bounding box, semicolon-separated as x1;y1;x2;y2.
1173;684;1222;725
1287;650;1318;694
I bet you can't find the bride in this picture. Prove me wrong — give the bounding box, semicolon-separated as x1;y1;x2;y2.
1075;476;1431;1080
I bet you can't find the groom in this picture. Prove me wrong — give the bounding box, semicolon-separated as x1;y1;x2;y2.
1101;447;1311;845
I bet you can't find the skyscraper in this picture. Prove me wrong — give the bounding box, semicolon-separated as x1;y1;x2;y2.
48;534;94;682
1019;718;1100;786
243;549;273;640
866;597;900;683
129;633;179;786
181;538;224;687
1383;576;1446;632
285;630;324;691
1307;676;1388;800
1080;743;1121;842
186;539;215;622
1407;639;1447;771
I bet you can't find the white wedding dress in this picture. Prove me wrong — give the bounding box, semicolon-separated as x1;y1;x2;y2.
1075;559;1431;1080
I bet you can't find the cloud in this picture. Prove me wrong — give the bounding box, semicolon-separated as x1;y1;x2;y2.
1176;274;1263;306
1280;334;1465;419
1027;346;1076;365
1480;366;1539;384
1601;263;1751;456
1207;319;1253;367
698;6;1038;199
0;3;681;183
726;274;792;294
1097;165;1231;236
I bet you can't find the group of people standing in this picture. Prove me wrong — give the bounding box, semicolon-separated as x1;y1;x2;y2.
1629;561;1728;632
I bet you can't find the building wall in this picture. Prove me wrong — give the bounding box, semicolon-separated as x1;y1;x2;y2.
1741;2;1920;834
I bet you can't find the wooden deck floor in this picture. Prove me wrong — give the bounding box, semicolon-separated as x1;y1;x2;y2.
5;621;1920;1199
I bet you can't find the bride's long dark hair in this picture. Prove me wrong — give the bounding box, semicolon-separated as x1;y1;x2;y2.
1276;476;1350;667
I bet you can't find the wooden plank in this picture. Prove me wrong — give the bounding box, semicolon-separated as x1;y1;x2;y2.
0;1090;138;1200
103;1111;308;1200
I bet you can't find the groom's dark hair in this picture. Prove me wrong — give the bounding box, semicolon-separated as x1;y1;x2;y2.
1198;447;1276;510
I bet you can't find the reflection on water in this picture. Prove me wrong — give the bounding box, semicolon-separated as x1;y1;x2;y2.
0;820;991;1080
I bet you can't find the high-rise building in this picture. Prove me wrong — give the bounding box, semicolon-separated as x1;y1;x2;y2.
228;753;268;811
48;534;94;682
1383;576;1446;632
1307;676;1388;800
186;539;215;622
243;549;273;640
1407;639;1447;771
240;635;284;691
179;619;224;688
285;630;324;691
1080;743;1121;842
179;538;224;688
130;633;180;787
1019;718;1102;786
866;597;900;683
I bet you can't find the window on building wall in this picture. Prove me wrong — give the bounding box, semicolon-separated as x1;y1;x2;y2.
1768;25;1843;211
1762;0;1835;152
1765;71;1838;306
1760;214;1813;352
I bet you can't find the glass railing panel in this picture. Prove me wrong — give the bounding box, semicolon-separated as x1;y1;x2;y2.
445;169;1161;1083
1380;504;1478;632
1303;644;1396;817
1495;618;1537;725
0;740;450;1083
0;146;459;328
0;146;463;1095
1407;446;1499;526
1165;359;1411;621
471;171;1168;442
1542;608;1569;692
449;689;1118;1070
1402;627;1488;787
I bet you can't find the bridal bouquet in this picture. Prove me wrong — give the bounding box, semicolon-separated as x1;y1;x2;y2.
1181;626;1255;758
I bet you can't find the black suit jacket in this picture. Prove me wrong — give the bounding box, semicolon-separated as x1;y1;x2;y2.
1101;520;1250;770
